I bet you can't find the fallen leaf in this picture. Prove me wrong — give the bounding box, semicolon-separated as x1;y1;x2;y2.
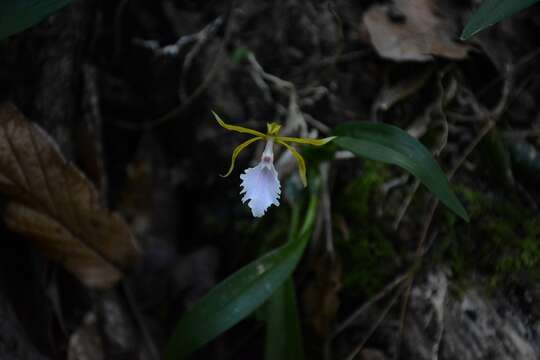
363;0;469;62
0;102;139;289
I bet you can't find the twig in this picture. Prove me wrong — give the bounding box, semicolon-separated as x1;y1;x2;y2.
304;113;331;134
392;179;420;231
113;3;235;131
393;200;438;360
178;17;224;101
246;52;308;136
345;284;405;360
491;63;513;118
81;64;107;198
475;47;540;100
334;150;356;160
299;86;329;107
449;120;496;180
132;34;197;57
122;282;160;360
320;162;335;256
132;12;223;58
381;174;409;194
449;62;514;124
393;67;454;229
331;272;409;339
431;269;447;360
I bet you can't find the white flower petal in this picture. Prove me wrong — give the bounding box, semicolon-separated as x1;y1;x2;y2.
240;163;281;217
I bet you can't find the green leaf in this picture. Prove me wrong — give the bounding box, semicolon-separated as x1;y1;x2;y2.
333;122;469;221
461;0;539;40
165;196;318;359
0;0;71;40
264;277;304;360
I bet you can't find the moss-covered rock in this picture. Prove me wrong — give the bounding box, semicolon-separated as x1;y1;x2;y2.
437;186;540;289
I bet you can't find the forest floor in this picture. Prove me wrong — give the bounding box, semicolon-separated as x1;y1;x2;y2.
2;0;540;359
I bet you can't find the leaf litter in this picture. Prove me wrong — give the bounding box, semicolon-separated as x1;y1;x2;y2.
363;0;470;61
0;102;140;289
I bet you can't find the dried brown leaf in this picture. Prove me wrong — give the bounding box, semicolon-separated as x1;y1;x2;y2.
0;102;139;289
363;0;469;62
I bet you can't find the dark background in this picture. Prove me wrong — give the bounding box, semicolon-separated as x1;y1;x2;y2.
2;0;540;359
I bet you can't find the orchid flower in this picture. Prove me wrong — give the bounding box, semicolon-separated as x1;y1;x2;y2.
214;111;335;217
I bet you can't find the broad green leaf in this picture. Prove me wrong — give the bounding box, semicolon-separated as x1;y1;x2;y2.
333;122;469;221
461;0;539;39
0;0;71;40
165;196;318;359
264;278;304;360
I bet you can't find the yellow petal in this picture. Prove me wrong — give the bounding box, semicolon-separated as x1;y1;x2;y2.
277;136;336;146
277;140;307;187
213;111;266;138
221;136;263;177
266;122;282;136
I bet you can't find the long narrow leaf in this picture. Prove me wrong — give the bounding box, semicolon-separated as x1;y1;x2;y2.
165;195;318;359
0;0;71;40
264;277;304;360
333;122;469;221
461;0;539;39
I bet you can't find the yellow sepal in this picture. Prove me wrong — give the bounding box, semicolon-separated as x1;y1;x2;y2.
221;136;263;177
277;140;307;187
213;111;266;138
266;122;282;136
277;136;336;146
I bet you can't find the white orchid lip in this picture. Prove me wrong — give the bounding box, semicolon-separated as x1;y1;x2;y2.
214;111;335;217
240;140;281;217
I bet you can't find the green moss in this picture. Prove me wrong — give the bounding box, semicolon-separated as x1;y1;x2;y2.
339;160;389;220
335;160;397;296
437;186;540;288
337;227;398;296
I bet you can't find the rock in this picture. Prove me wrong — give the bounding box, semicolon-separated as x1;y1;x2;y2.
404;268;539;360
